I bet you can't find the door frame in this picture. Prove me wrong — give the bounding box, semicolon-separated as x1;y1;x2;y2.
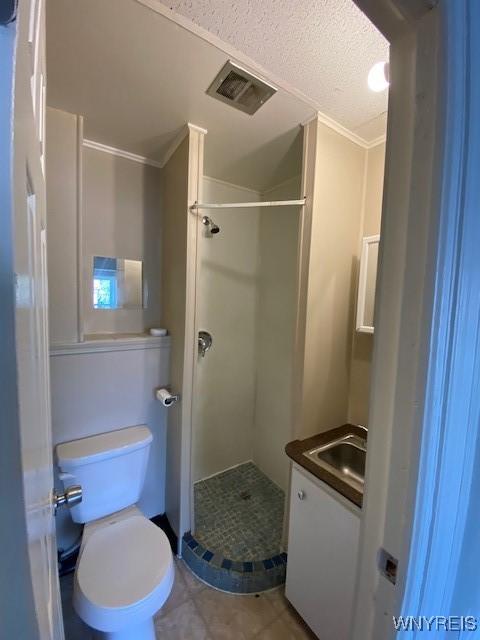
351;0;480;637
2;0;476;635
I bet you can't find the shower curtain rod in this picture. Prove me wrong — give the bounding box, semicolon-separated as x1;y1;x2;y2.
190;198;306;210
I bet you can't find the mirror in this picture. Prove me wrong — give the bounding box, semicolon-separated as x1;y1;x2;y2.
356;236;379;333
92;256;143;310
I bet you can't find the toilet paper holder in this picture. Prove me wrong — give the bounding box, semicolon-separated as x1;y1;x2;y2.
156;387;180;407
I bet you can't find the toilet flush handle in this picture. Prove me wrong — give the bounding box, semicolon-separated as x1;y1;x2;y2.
53;485;82;513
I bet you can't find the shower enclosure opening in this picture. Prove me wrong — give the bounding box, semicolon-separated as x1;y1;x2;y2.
182;131;303;593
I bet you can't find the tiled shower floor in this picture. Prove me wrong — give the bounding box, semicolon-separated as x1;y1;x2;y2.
182;462;287;592
194;462;285;561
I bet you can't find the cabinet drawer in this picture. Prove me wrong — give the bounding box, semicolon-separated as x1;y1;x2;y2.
286;466;360;640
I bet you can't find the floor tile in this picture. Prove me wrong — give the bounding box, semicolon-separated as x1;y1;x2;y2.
255;617;298;640
194;462;285;562
155;599;211;640
156;560;190;618
60;573;93;640
264;587;288;614
177;557;207;594
194;587;278;640
280;607;318;639
255;606;318;640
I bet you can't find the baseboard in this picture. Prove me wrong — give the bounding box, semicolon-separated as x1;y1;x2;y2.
150;513;178;555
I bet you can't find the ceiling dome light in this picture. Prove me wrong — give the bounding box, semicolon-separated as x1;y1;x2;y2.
368;61;389;92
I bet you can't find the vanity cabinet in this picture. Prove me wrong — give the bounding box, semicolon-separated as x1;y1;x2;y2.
285;464;360;640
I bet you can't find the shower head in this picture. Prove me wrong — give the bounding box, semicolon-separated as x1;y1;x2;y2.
202;216;221;235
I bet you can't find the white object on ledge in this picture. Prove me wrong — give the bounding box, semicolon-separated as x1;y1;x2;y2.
149;328;168;337
156;388;180;407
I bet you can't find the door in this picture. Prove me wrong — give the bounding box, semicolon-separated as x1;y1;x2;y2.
1;0;64;637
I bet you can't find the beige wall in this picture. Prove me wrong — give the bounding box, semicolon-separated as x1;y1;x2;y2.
348;142;386;427
161;129;204;540
161;136;190;537
46;107;170;552
83;147;162;335
294;118;366;439
46;106;163;342
45;107;81;344
253;176;301;491
192;177;260;482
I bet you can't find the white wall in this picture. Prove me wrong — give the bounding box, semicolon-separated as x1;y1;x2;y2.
82;146;162;335
253;176;301;491
192;177;260;482
51;343;170;550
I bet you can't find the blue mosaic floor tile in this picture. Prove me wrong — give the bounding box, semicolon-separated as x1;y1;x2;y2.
183;462;287;593
194;462;285;562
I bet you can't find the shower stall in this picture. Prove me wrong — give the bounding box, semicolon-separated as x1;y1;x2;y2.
182;161;303;593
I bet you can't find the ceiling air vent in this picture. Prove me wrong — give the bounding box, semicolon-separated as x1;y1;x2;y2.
206;61;277;115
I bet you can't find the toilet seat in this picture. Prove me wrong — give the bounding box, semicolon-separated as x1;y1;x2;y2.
73;513;174;632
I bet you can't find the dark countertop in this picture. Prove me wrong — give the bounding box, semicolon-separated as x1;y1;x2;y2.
285;424;365;508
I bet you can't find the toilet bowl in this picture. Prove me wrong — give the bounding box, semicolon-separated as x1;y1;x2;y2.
74;507;174;640
56;426;174;639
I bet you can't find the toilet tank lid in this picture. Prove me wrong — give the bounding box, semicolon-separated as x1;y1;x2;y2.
56;426;152;469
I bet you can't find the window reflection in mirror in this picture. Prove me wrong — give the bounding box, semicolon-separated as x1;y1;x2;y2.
92;256;143;310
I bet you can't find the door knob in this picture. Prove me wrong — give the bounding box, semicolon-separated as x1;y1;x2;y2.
53;485;82;512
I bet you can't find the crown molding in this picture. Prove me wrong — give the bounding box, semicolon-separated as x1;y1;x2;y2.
301;113;372;148
365;134;387;149
262;174;302;196
135;0;386;150
161;122;208;168
83;122;207;170
203;174;260;196
82;139;163;168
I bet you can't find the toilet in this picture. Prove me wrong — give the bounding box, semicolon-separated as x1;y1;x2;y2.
56;425;174;640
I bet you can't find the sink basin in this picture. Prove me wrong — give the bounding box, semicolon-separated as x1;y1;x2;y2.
303;433;366;492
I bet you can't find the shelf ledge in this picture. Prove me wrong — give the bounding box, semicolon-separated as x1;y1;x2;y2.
50;334;171;356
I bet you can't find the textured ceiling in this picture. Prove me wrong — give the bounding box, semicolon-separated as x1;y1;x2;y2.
46;0;388;193
46;0;310;191
158;0;389;142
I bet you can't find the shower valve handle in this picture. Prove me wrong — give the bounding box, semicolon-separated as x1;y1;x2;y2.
198;331;213;358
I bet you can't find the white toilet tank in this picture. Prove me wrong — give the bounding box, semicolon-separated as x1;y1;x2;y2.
56;426;153;524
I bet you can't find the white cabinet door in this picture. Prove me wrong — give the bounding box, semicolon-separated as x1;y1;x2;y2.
286;466;360;640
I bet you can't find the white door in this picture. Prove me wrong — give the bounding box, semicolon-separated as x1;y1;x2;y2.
1;0;64;637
